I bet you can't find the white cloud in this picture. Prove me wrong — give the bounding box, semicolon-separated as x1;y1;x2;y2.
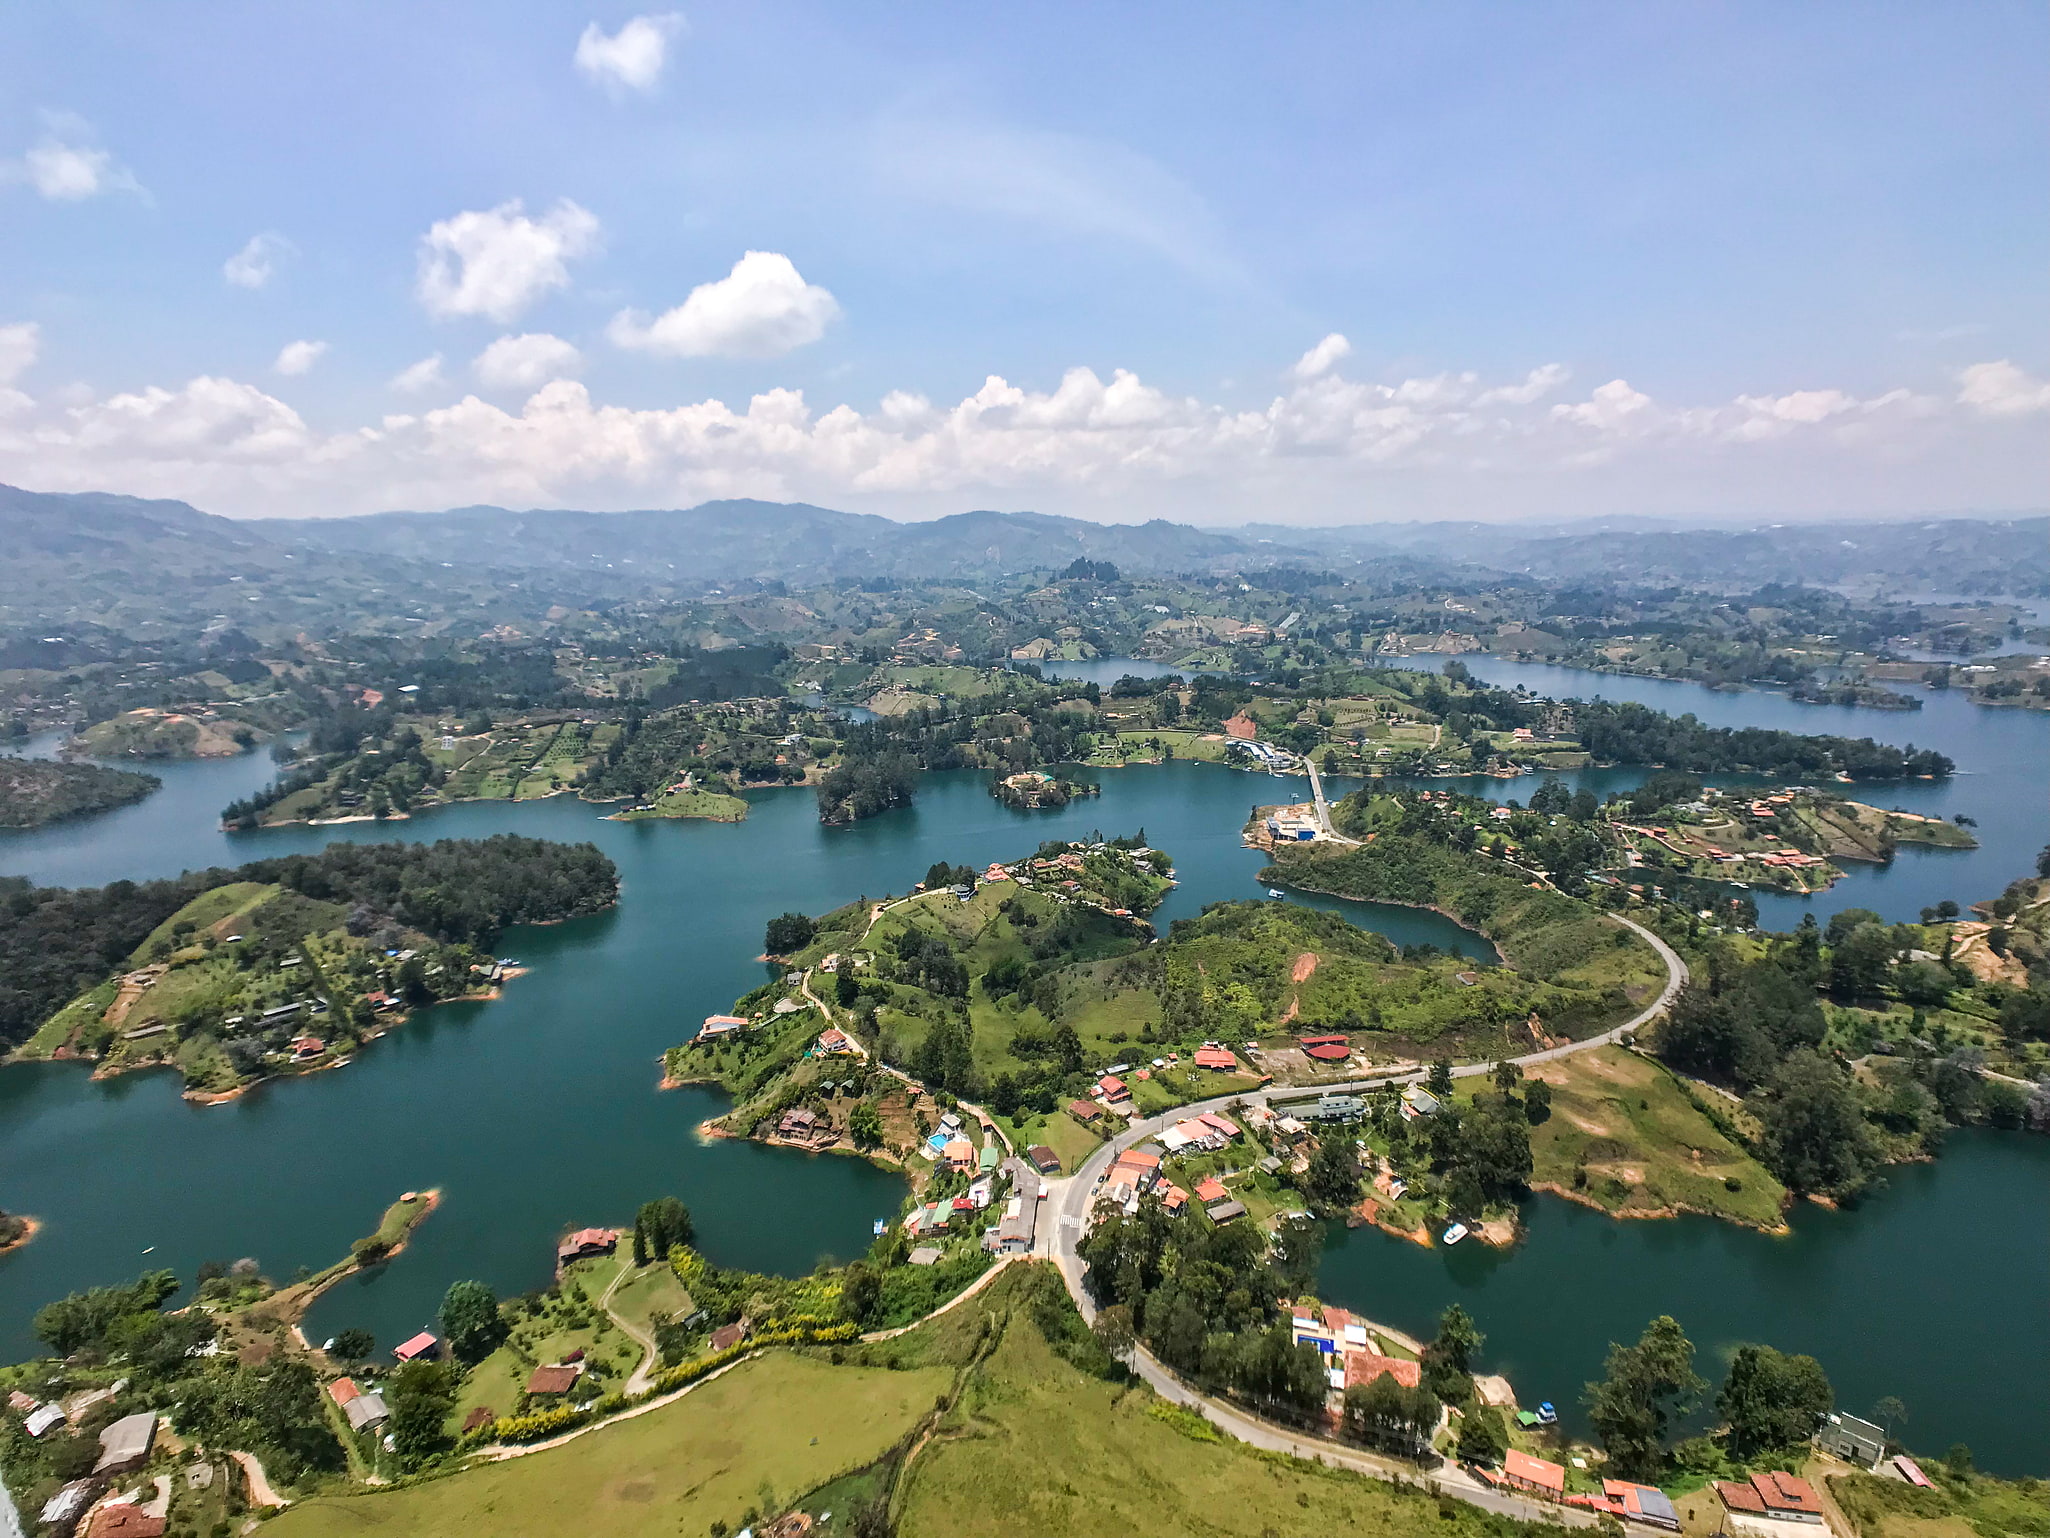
473;332;584;390
389;355;447;394
416;199;601;323
273;340;328;377
5;116;143;201
1477;363;1570;406
1957;360;2050;417
224;233;292;290
609;251;839;359
1290;333;1351;381
0;322;39;387
574;13;686;95
0;348;2036;521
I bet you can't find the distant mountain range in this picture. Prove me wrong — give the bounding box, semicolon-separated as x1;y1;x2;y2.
1;484;2042;638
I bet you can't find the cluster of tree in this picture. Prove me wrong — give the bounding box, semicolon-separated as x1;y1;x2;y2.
1059;558;1121;582
815;750;920;824
631;1196;695;1266
1569;700;1953;779
764;911;815;955
1585;1314;1836;1480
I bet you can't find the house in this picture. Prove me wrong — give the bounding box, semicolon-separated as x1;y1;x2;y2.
393;1331;441;1363
94;1411;158;1474
699;1014;748;1040
1158;1184;1189;1213
557;1227;620;1263
1303;1093;1366;1122
462;1405;497;1434
1111;1149;1161;1183
984;1165;1041;1253
1193;1175;1230;1204
777;1107;822;1139
1198;1111;1242;1140
1502;1449;1566;1500
1096;1074;1131;1103
290;1036;326;1059
709;1323;748;1352
39;1481;92;1529
526;1365;581;1397
1026;1144;1061;1174
1204;1199;1247;1224
1715;1471;1824;1524
1600;1481;1680;1532
24;1402;65;1437
1068;1099;1101;1124
815;1028;856;1055
940;1136;976;1171
331;1379;389;1433
1192;1045;1240;1071
1401;1085;1442;1120
86;1505;166;1538
979;1142;1001;1173
1299;1033;1350;1062
1817;1411;1887;1469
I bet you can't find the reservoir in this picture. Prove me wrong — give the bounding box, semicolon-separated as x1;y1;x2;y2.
2;664;2046;1471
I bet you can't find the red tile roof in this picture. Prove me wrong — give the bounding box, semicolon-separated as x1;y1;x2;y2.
393;1331;439;1361
1715;1480;1767;1513
1504;1449;1566;1495
526;1365;579;1396
1751;1471;1822;1514
1194;1176;1229;1203
327;1376;362;1406
1344;1351;1421;1391
1192;1047;1238;1070
86;1507;166;1538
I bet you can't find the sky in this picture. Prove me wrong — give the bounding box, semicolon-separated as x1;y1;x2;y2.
0;2;2045;525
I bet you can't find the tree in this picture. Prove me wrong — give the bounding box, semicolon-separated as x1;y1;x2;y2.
438;1279;506;1363
1584;1315;1706;1480
386;1359;457;1467
1303;1130;1362;1211
764;912;815;956
1873;1395;1908;1446
33;1270;180;1357
1523;1078;1553;1124
839;1261;881;1325
1717;1344;1834;1457
1828;922;1893;998
330;1328;374;1364
1091;1303;1135;1365
1457;1403;1510;1465
636;1196;694;1261
1756;1049;1880;1196
1343;1373;1441;1457
846;1099;884;1150
1420;1304;1483;1407
1427;1057;1454;1098
834;967;860;1008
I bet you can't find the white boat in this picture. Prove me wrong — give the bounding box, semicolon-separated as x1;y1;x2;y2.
1267;888;1285;898
1441;1222;1469;1245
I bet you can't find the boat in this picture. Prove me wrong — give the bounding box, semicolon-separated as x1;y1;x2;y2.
1535;1402;1557;1426
1441;1222;1469;1245
1267;888;1285;898
872;1217;888;1236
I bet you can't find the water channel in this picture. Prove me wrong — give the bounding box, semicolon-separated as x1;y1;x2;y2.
2;660;2045;1471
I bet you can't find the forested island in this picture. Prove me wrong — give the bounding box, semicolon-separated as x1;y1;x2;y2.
0;755;158;828
1;836;618;1094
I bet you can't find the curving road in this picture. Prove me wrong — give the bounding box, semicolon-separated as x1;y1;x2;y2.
1038;909;1689;1529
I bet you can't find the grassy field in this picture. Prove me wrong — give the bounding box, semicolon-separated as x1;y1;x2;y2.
1827;1468;2050;1538
612;785;748;821
1503;1047;1787;1229
270;1352;951;1538
895;1270;1546;1538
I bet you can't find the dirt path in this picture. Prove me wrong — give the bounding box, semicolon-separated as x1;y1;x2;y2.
597;1262;662;1397
230;1451;290;1511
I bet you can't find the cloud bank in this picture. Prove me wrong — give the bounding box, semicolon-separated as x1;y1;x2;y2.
0;330;2042;521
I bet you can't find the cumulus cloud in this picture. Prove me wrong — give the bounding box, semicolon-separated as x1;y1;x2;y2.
273;340;328;377
389;355;447;394
473;332;584;390
609;251;839;359
416;199;601;323
223;233;292;290
574;13;686;95
1957;360;2050;417
5;116;143;201
0;345;2036;520
0;322;39;387
1477;363;1570;406
1290;333;1352;381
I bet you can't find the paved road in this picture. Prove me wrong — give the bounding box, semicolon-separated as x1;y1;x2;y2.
1039;908;1689;1527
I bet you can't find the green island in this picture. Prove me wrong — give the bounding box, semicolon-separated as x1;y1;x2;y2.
0;755;158;829
1;837;618;1096
68;708;265;760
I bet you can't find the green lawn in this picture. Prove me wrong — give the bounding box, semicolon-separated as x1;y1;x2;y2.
270;1352;951;1538
130;881;278;960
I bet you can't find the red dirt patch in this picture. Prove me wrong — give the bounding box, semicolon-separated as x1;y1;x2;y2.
1291;951;1320;983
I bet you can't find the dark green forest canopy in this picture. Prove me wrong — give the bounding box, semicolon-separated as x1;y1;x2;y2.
0;756;159;829
0;835;617;1050
1567;700;1952;779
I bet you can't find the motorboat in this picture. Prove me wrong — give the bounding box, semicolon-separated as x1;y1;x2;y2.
1441;1222;1469;1245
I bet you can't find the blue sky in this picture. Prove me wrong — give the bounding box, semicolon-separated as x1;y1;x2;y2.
1;2;2044;522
